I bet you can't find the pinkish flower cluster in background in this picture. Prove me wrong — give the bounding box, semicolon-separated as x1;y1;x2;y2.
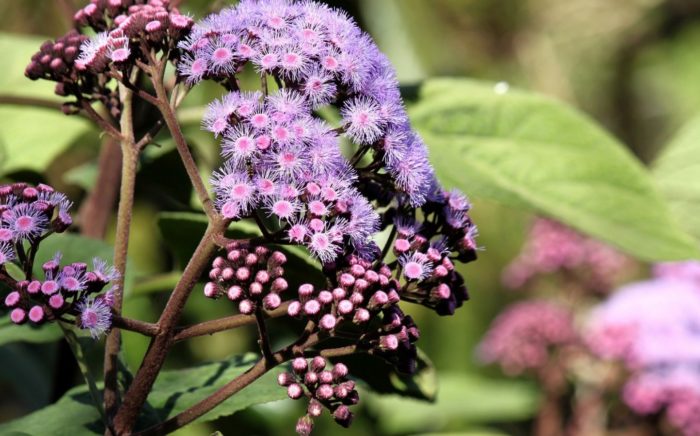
480;216;700;436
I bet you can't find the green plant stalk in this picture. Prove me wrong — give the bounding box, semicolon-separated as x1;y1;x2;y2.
103;83;138;427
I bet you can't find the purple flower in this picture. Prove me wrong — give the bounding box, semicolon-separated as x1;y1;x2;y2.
78;297;113;339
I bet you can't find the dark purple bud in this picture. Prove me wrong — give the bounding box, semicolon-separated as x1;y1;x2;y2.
292;357;308;374
333;405;354;428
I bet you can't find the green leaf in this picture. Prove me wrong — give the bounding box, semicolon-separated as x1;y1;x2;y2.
653;115;700;244
146;353;286;424
0;316;62;347
0;33;94;175
0;353;286;435
412;78;699;261
367;372;540;434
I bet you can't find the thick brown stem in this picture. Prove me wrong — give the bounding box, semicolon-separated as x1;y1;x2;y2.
104;85;138;426
112;219;227;435
173;303;289;342
111;316;160;337
79;138;122;239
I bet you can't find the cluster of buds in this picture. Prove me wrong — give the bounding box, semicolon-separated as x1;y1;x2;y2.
0;183;117;338
278;357;358;435
26;0;192;115
203;241;288;314
76;0;193;73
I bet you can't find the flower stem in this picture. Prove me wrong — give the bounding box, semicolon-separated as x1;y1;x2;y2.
103;84;138;426
173;303;289;342
150;60;215;218
112;218;227;435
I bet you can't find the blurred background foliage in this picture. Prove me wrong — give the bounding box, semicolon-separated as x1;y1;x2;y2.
1;0;699;435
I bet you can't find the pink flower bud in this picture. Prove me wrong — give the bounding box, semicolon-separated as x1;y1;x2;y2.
238;299;254;314
287;301;301;317
28;306;45;323
227;285;243;301
203;282;218;298
319;314;336;330
292;357;308;373
263;293;281;310
287;383;304;399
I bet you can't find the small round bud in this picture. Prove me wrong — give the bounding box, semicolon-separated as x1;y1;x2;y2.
319;314;336;330
318;370;334;384
353;308;370;324
245;253;258;266
364;270;379;283
249;281;263;296
350;264;365;277
271;277;288;292
298;283;314;298
337;299;354;315
317;290;333;305
307;399;323;417
227;285;243;301
353;279;368;292
10;308;26;324
369;291;389;309
349;292;363;305
287;383;304;399
269;251;287;266
311;356;326;372
303;299;320;315
379;334;399;351
339;273;355;287
4;291;21;307
332;363;348;379
221;267;234;280
333;405;354;427
235;267;250;281
304;371;318;385
238;299;254;314
332;287;346;301
203;282;218;298
315;384;333;400
255;270;270;284
394;238;411;253
296;415;314;436
287;301;301;317
292;357;308;374
277;372;293;386
49;294;64;309
212;256;226;268
28;305;44;323
263;293;281;310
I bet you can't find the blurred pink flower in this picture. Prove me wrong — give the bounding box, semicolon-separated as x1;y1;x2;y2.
587;269;700;435
478;300;577;375
502;218;633;293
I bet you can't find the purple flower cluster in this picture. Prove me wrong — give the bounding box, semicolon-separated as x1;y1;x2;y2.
278;357;358;435
205;89;380;261
26;0;192;114
0;183;117;338
181;0;439;212
586;263;700;436
185;2;478;434
502;218;633;293
1;183;72;254
478;301;577;375
203;241;288;313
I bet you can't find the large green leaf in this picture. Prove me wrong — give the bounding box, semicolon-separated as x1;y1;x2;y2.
0;33;94;175
367;372;540;434
653;116;700;243
0;353;286;435
412;78;699;261
0;318;62;347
